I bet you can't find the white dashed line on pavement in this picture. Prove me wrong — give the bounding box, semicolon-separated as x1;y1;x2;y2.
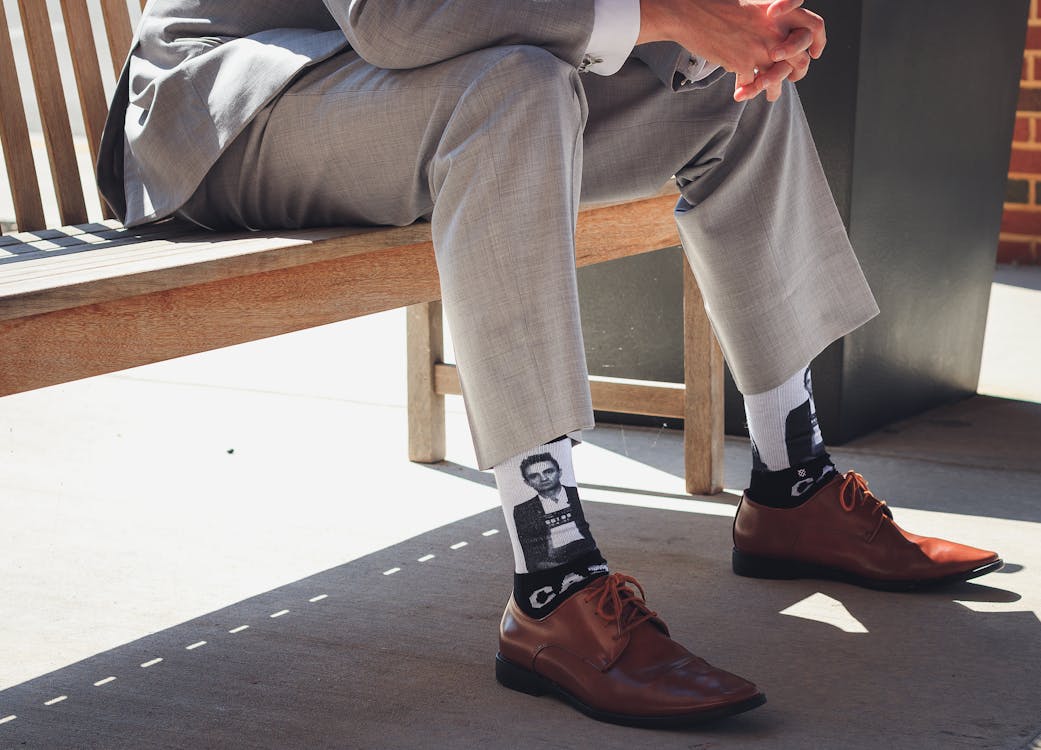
3;527;495;725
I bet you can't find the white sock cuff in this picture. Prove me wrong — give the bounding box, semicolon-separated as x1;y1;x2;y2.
743;365;814;471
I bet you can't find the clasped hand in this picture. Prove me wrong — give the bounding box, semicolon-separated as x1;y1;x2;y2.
637;0;826;102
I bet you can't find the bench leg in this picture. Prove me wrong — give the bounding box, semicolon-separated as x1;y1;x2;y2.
406;301;446;463
683;263;725;495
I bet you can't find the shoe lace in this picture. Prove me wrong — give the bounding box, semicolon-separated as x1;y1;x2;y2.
583;572;659;640
838;471;894;539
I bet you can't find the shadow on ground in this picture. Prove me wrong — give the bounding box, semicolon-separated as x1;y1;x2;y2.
582;394;1041;524
1;505;1038;750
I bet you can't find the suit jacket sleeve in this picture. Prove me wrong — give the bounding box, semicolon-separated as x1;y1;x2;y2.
633;41;727;91
322;0;596;70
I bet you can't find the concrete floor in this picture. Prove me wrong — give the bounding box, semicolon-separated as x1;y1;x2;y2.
0;265;1039;748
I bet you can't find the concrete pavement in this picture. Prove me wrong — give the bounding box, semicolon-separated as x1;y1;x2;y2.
0;265;1038;748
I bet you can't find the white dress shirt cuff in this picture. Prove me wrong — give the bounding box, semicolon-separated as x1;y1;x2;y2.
582;0;640;76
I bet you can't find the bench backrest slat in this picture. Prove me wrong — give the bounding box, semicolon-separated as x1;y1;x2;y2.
16;0;88;227
99;0;133;78
59;0;109;171
0;2;46;231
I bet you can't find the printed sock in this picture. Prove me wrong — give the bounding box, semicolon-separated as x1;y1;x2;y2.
493;436;608;618
743;366;836;507
747;452;836;508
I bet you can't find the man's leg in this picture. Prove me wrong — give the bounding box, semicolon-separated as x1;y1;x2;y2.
581;63;878;389
579;61;1000;589
179;45;765;726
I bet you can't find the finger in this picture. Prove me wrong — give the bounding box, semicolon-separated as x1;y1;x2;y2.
734;84;760;102
766;60;794;102
734;67;758;90
785;51;811;82
761;60;792;91
767;0;804;19
809;26;826;58
734;74;765;102
791;9;827;58
733;81;755;102
737;59;787;102
770;27;813;62
765;66;791;102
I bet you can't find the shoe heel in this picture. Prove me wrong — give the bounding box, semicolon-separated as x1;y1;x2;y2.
495;654;547;696
732;548;804;580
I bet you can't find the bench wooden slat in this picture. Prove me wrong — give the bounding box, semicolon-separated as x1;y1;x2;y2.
59;0;118;220
0;219;161;247
16;0;88;228
0;194;680;321
0;2;46;231
0;237;443;398
0;223;432;318
99;0;133;76
434;363;687;418
58;0;109;168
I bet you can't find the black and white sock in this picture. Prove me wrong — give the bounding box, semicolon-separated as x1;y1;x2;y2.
493;436;608;618
743;366;836;507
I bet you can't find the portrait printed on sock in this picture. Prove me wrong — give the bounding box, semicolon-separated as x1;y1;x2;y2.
784;367;824;465
510;448;595;573
749;366;824;471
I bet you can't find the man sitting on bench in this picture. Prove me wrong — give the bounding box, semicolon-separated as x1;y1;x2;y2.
97;0;1003;728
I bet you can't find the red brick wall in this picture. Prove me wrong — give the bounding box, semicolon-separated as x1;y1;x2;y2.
1002;0;1041;264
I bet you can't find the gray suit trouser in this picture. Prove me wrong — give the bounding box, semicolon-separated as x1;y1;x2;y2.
179;44;879;469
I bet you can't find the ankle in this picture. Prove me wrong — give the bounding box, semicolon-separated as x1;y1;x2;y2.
747;454;836;508
514;549;609;618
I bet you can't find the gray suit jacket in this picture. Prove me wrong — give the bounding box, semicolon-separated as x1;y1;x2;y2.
97;0;708;226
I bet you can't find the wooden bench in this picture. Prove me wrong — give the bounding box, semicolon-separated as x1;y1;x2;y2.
0;0;725;494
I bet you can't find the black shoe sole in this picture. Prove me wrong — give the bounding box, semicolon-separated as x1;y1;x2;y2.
732;548;1005;591
494;653;766;729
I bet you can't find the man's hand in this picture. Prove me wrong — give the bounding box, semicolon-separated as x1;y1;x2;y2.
637;0;826;102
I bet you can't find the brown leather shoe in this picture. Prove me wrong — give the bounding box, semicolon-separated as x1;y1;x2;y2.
496;572;765;728
733;471;1003;590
